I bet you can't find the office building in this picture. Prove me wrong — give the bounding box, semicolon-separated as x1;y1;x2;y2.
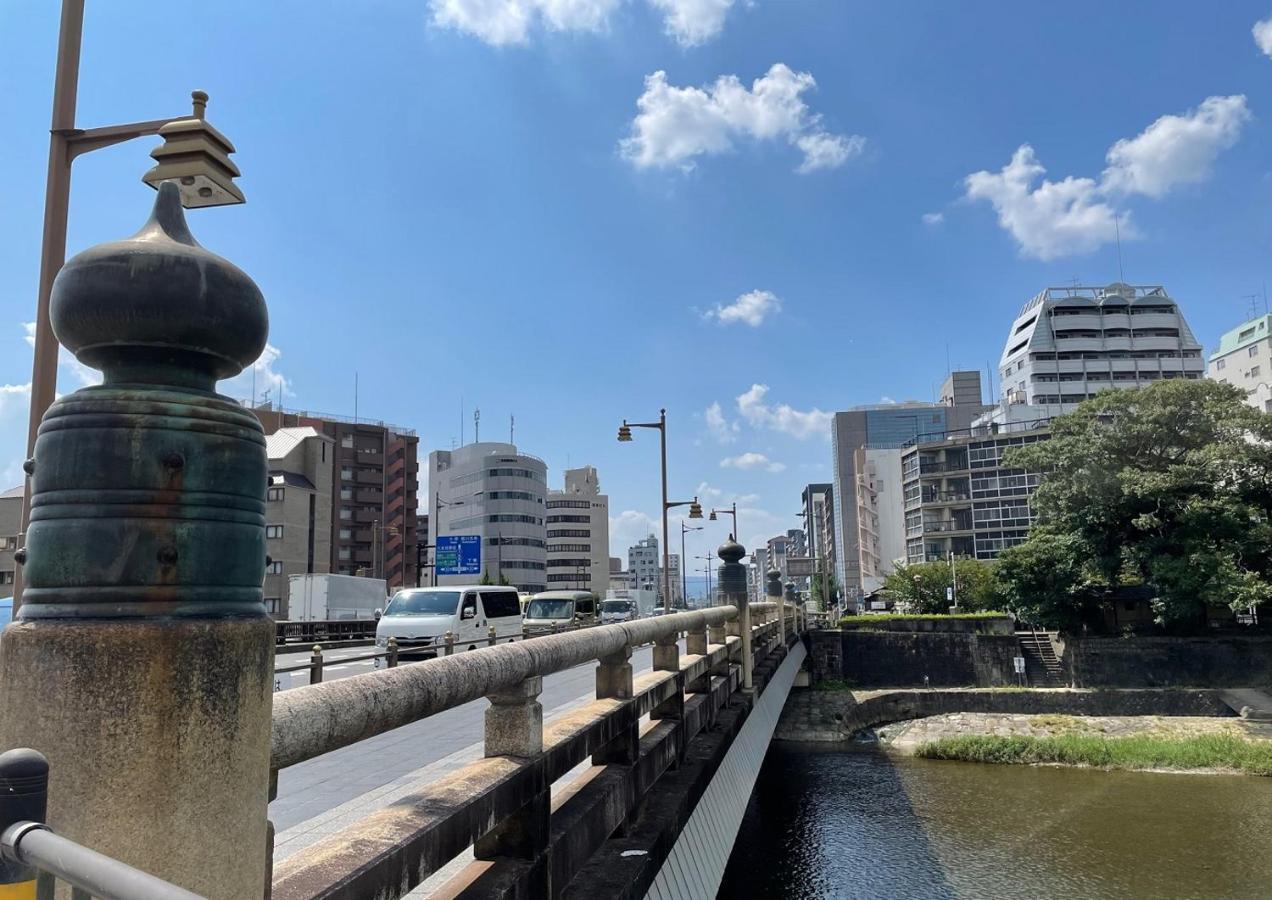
668;553;682;607
1208;313;1272;411
902;413;1051;563
996;282;1203;416
415;513;430;587
831;371;990;602
628;534;661;598
255;405;420;590
429;442;548;594
545;466;610;594
801;483;834;568
263;427;335;617
0;486;21;592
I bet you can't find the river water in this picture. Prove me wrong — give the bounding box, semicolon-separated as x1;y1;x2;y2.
719;742;1272;899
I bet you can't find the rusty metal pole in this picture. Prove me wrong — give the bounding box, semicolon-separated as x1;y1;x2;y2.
717;538;752;691
0;183;274;899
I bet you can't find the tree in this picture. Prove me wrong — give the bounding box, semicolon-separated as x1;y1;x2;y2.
992;530;1095;630
1003;379;1272;627
479;569;493;586
880;559;1003;614
811;566;841;612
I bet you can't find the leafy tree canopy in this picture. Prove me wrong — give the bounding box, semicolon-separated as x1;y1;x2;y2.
881;558;1003;614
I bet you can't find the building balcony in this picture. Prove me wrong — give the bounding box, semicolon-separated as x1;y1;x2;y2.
918;461;968;476
1129;312;1179;329
356;489;383;504
920;490;971;505
1052;337;1106;352
354;509;379;524
1051;313;1103;330
1099;312;1131;330
920;520;973;534
1131;335;1183;352
355;470;382;485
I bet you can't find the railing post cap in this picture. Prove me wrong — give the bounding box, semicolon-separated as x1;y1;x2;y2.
0;748;48;780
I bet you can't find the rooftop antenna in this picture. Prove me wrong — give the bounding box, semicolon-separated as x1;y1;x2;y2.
945;342;951;379
1245;294;1260;320
354;371;359;424
474;408;480;443
986;360;995;405
510;414;515;444
460;395;464;446
1264;281;1269;315
1114;218;1126;284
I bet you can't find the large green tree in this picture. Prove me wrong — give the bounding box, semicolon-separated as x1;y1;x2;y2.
810;566;841;612
880;558;1003;614
1002;379;1272;627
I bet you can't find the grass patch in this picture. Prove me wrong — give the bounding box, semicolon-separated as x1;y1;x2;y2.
915;733;1272;776
814;678;856;692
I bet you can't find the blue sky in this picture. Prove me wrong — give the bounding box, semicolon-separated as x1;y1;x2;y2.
3;1;1272;584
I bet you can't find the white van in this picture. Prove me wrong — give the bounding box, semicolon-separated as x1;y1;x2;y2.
374;585;523;663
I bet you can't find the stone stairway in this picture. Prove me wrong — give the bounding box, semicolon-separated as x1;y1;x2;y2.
1017;630;1067;686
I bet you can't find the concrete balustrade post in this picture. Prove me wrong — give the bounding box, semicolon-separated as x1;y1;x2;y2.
487;625;497;647
718;539;753;691
477;675;548;881
594;643;637;765
650;631;683;724
309;644;324;684
685;622;709;693
444;631;455;656
0;185;273;899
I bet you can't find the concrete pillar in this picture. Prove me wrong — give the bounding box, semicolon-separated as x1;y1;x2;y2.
685;623;709;693
650;632;682;722
766;567;785;645
484;676;543;758
718;539;752;691
594;644;637;765
0;184;272;899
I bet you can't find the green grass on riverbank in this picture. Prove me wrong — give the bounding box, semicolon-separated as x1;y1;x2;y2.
916;733;1272;776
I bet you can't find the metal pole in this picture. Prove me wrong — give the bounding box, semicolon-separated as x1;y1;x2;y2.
13;0;85;615
433;493;440;586
680;525;688;609
659;409;670;615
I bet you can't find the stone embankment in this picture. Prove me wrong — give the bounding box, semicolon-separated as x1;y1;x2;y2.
775;687;1233;743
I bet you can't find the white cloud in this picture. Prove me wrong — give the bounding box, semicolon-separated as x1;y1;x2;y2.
736;384;831;440
880;395;896;404
1255;18;1272;57
961;95;1250;260
1101;95;1250;198
430;0;622;45
720;451;785;473
702;289;781;327
609;508;659;557
620;64;863;174
704;401;738;444
963;145;1126;261
221;343;293;405
647;0;734;46
921;212;944;226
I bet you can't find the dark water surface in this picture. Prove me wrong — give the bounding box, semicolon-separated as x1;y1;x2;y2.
719;742;1272;899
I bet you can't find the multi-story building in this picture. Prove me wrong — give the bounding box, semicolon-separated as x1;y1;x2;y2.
255;405;420;590
766;534;793;582
902;413;1050;564
801;483;834;568
414;513;430;587
545;466;610;594
831;371;990;602
0;486;21;593
667;553;682;607
628;534;662;599
429;442;548;594
1208;313;1272;411
263;427;334;617
997;282;1203;415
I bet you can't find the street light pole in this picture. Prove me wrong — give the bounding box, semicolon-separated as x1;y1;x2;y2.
681;521;702;609
708;502;739;539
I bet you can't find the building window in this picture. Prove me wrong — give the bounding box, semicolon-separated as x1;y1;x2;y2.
1251;346;1259;358
266;560;283;574
267;487;284;501
341;468;354;480
339;548;351;561
340;507;352;521
264;597;281;615
1252;366;1262;378
341;434;354;448
339;528;352;540
340;488;352;500
1216;359;1226;371
266;525;284;539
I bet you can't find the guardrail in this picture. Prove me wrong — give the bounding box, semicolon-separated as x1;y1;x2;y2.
269;600;798;899
274;627;521;687
275;619;377;647
0;749;202;900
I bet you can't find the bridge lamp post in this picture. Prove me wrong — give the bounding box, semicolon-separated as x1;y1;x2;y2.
617;410;702;613
707;501;739;539
680;521;702;609
15;1;245;613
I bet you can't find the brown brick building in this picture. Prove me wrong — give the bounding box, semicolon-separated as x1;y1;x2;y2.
254;406;419;590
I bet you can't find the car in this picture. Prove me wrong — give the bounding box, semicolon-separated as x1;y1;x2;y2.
523;590;599;636
599;598;639;624
374;585;522;663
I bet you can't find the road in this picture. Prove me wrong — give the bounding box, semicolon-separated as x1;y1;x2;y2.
274;643;383;690
269;643;662;835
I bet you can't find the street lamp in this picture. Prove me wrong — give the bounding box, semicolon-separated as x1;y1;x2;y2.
708;502;739;538
15;2;246;611
617;409;702;614
681;521;703;610
695;554;715;605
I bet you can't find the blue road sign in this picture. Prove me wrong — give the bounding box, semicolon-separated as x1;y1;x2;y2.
436;535;482;576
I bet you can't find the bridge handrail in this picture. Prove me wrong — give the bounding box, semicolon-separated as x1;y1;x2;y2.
271;605;740;771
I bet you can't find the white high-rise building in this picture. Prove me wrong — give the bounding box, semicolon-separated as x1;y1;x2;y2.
545;466;610;595
995;282;1204;417
428;442;547;594
1208;313;1272;411
628;534;662;601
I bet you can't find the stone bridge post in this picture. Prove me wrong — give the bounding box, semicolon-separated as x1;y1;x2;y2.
0;184;274;899
718;538;752;691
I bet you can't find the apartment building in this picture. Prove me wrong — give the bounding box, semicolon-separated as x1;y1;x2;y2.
997;282;1203;415
628;534;661;598
1208;313;1272;411
831;371;989;602
255;406;420;590
263;428;334;617
0;486;20;593
901;415;1050;563
545;466;610;594
429;442;548;594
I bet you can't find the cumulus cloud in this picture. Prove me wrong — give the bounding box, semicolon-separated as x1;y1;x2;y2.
702;289;781;327
961;95;1250;260
222;343;294;406
609;508;660;556
921;212;944;226
704;401;738;443
647;0;735;46
620;64;863;174
736;384;831;440
1255;18;1272;57
720;452;785;473
1101;95;1250;198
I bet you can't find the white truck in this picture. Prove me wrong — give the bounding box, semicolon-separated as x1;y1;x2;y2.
287;573;387;621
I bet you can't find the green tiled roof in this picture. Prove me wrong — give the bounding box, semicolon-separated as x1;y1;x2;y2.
1211;314;1272;361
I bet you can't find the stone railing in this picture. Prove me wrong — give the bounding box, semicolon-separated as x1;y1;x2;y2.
269;600;798;899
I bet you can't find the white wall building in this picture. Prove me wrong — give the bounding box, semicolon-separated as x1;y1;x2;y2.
428;442;547;594
545;466;610;595
1208;313;1272;411
996;282;1204;417
628;534;662;602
